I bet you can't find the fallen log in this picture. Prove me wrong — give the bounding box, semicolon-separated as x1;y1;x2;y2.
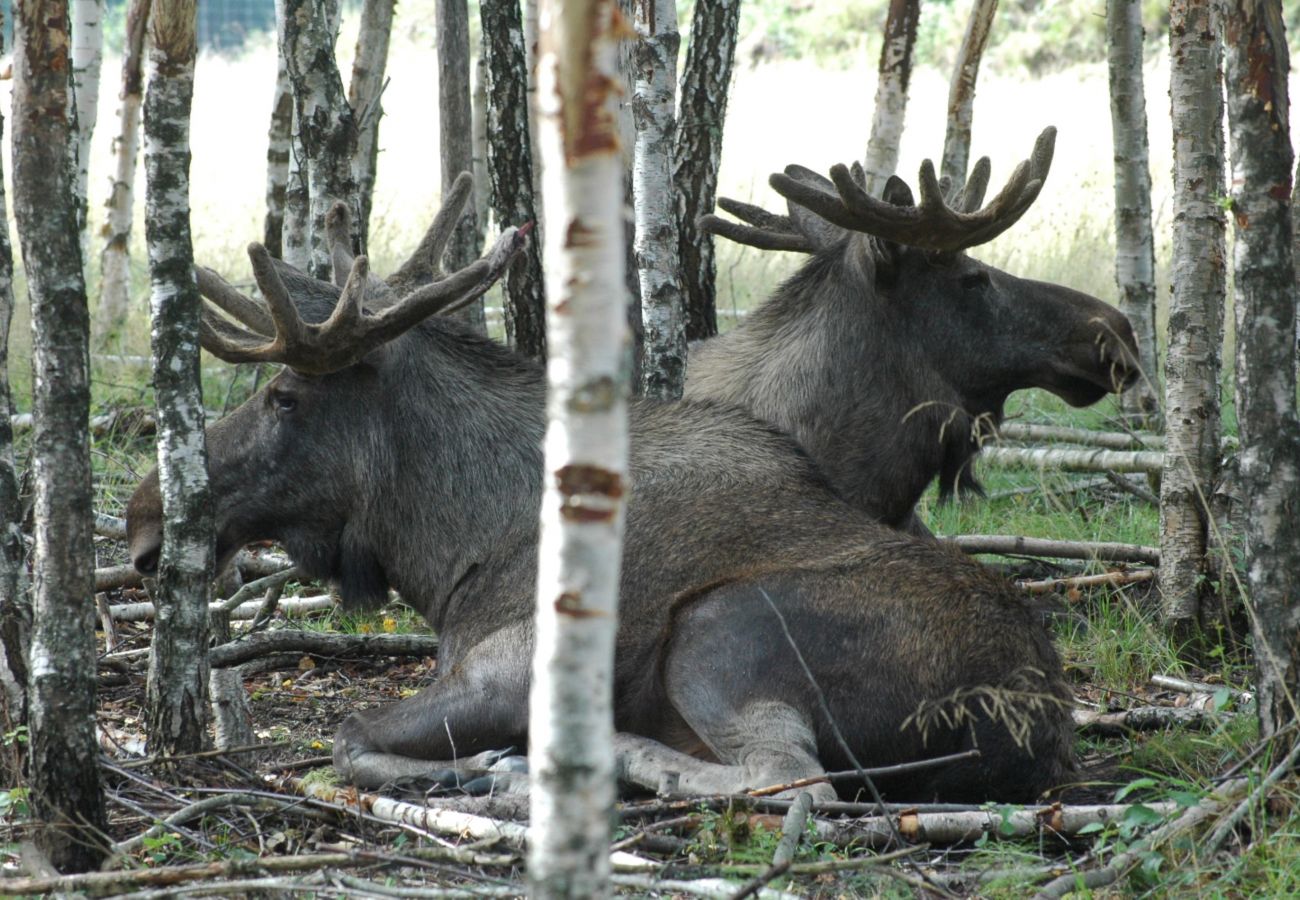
949;534;1160;565
996;423;1163;450
108;594;336;623
980;446;1163;475
209;631;440;669
1072;705;1214;735
1151;674;1255;706
95;563;143;592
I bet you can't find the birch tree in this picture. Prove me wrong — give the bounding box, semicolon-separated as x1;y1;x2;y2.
674;0;741;341
437;0;487;332
1223;0;1300;743
1106;0;1162;424
634;0;686;399
530;0;628;890
940;0;996;192
142;0;214;756
96;0;150;334
1161;0;1226;640
72;0;105;240
264;52;293;258
481;0;547;358
472;47;491;242
12;0;109;870
862;0;921;196
348;0;395;253
281;0;357;280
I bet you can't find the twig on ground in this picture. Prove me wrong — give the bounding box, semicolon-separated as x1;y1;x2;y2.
949;534;1159;565
113;792;322;854
979;446;1163;474
773;791;813;868
114;743;290;769
217;567;302;615
986;475;1112;501
1203;734;1300;853
331;875;521;898
1018;568;1156;595
746;749;981;797
209;631;440;668
996;423;1164;450
108;594;337;623
610;873;797;899
1105;470;1160;504
1151;675;1255;706
1072;705;1216;735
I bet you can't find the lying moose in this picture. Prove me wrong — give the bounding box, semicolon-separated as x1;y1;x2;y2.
127;181;1075;802
686;128;1141;534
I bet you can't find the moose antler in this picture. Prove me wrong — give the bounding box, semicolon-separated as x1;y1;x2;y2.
196;218;530;375
703;127;1054;255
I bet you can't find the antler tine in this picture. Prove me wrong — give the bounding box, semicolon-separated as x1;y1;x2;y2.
382;222;530;324
698;213;816;253
326;202;356;288
387;172;476;292
957;156;992;212
198;306;277;363
769;169;869;233
247;243;309;350
194;265;275;337
717;196;795;231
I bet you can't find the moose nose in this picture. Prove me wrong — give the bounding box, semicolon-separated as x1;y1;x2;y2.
133;544;160;577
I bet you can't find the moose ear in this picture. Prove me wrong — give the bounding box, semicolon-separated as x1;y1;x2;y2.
881;175;915;208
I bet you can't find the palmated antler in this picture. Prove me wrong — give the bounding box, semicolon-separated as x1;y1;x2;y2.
196;220;530;375
703;127;1054;255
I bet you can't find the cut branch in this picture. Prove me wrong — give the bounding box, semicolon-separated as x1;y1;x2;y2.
948;534;1159;565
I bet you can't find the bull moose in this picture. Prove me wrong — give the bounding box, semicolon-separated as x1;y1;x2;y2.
686;128;1141;534
127;181;1075;803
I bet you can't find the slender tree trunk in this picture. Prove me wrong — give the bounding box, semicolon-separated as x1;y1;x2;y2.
523;0;544;220
348;0;395;254
264;52;293;258
471;45;491;241
529;0;627;892
12;0;109;871
281;0;356;281
480;0;547;358
1161;0;1226;641
634;0;686;400
96;0;149;336
142;0;214;757
437;0;486;333
72;0;105;241
617;0;644;393
1223;0;1300;743
940;0;996;191
1106;0;1162;425
674;0;741;341
862;0;920;196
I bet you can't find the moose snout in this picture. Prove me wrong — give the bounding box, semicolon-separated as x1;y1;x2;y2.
125;471;164;576
1097;319;1142;391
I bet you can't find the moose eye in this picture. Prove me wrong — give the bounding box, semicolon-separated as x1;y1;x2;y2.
270;391;298;415
960;271;991;291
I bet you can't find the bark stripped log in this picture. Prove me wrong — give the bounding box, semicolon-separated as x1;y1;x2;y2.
12;0;109;870
348;0;395;253
634;0;686;400
1162;0;1227;640
1223;0;1300;744
862;0;920;196
71;0;105;241
97;0;150;334
979;445;1164;474
674;0;741;341
1106;0;1162;424
142;0;214;756
940;0;997;192
480;0;547;359
530;0;629;892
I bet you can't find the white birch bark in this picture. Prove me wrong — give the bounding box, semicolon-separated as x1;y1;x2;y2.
264;52;293;258
1161;0;1226;638
524;0;544;222
97;0;149;335
529;0;629;892
1223;0;1300;742
633;0;685;400
863;0;920;196
142;0;214;756
1106;0;1162;425
471;46;492;239
939;0;997;192
12;0;109;870
348;0;395;253
72;0;105;241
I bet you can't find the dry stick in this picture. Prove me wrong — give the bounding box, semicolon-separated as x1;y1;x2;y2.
114;742;289;768
1018;568;1156;595
215;567;301;615
987;475;1112;500
979;445;1164;475
949;534;1160;565
331;876;521;899
772;791;813;868
1152;674;1255;705
997;423;1164;450
1105;470;1160;504
209;631;440;669
1032;778;1249;900
113;792;321;854
1072;705;1217;735
611;873;798;900
111;874;341;900
1203;733;1300;853
109;594;336;623
745;749;981;796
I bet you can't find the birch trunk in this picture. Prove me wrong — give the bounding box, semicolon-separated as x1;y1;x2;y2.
634;0;685;400
480;0;547;359
263;52;293;258
281;0;355;281
1106;0;1162;425
1161;0;1226;640
12;0;109;870
524;0;544;220
674;0;741;341
437;0;486;333
530;0;628;891
348;0;395;253
72;0;104;240
862;0;920;196
142;0;214;757
471;48;491;245
1223;0;1300;743
0;24;29;783
96;0;149;335
939;0;996;192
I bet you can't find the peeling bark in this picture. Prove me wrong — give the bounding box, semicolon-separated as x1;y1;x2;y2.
1161;0;1227;640
96;0;149;335
348;0;395;253
674;0;741;341
940;0;997;192
862;0;920;196
1223;0;1300;743
263;52;293;258
634;0;686;400
72;0;104;240
530;0;628;892
480;0;547;358
142;0;214;757
1106;0;1162;425
12;0;109;871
